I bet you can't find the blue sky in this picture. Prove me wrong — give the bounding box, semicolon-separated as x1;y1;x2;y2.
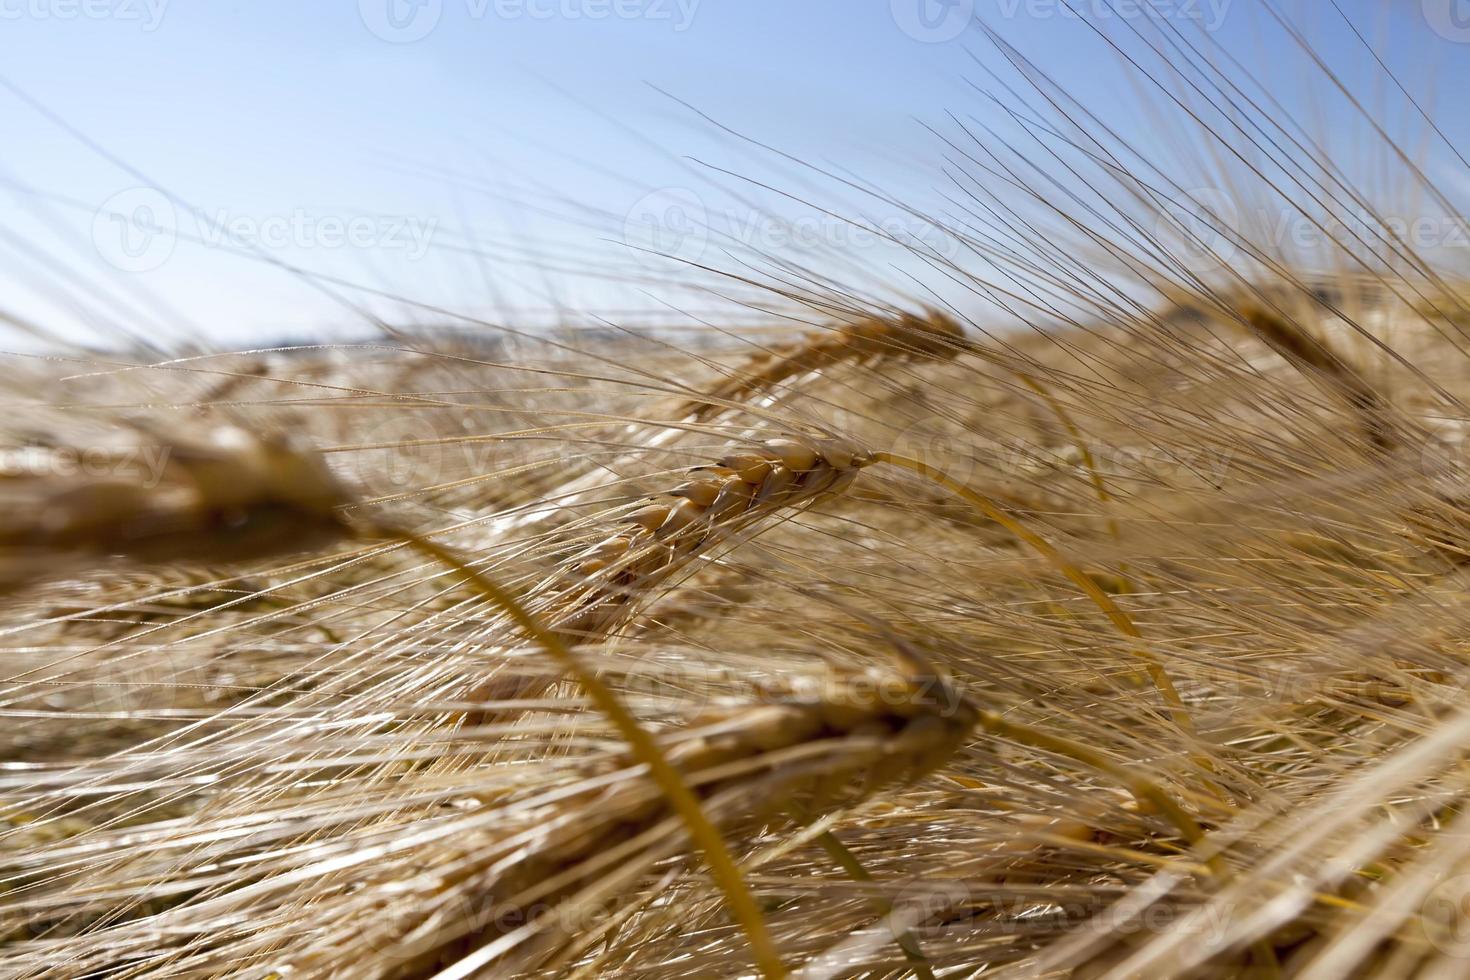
1;0;1468;349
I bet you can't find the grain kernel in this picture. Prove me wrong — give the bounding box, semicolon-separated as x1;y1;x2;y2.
763;438;819;472
624;503;671;531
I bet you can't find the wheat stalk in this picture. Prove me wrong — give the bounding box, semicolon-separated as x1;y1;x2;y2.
278;663;978;978
551;436;871;634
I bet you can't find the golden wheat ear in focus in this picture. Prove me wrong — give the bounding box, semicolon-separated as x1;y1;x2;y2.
0;426;351;592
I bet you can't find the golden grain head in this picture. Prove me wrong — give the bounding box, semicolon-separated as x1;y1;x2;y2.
0;426;350;588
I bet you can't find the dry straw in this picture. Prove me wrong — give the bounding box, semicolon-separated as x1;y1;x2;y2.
0;418;1216;977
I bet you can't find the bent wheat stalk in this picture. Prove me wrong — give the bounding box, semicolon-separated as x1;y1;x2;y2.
385;530;788;980
283;663;979;978
551;435;871;638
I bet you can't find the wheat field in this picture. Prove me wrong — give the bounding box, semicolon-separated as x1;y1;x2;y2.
4;5;1470;978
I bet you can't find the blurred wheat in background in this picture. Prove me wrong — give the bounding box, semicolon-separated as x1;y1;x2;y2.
4;1;1470;977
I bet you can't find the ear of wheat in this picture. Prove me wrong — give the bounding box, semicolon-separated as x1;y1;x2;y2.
277;665;977;979
425;434;873;728
674;311;966;422
0;426;350;593
459;311;958;543
552;435;871;637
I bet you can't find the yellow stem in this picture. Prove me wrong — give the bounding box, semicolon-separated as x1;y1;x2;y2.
979;710;1275;975
1015;372;1123;547
790;807;935;980
977;711;1211;863
871;451;1188;730
392;528;787;980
